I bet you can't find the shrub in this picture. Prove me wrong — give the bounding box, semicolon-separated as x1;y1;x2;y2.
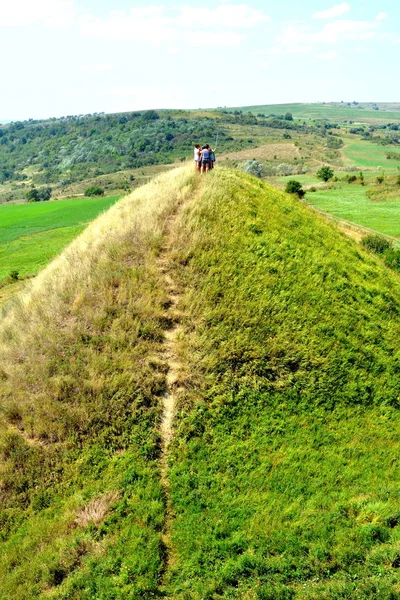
346;175;357;183
384;249;400;271
239;160;264;178
316;166;334;182
26;186;52;202
361;234;393;255
84;185;105;197
376;174;385;184
9;270;19;281
285;180;305;198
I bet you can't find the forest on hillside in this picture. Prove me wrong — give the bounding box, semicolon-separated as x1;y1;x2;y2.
0;108;377;188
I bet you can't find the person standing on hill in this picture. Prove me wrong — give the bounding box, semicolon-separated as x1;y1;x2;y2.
201;144;211;173
209;147;216;169
194;144;201;171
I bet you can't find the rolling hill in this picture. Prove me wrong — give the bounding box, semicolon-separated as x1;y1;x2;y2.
1;166;400;599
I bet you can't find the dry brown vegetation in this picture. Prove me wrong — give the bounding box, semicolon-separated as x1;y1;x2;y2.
219;142;300;162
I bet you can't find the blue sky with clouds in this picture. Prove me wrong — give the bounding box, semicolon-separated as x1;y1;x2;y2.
0;0;399;120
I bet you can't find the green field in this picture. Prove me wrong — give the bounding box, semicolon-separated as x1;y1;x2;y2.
308;184;400;238
0;196;120;281
343;142;400;170
233;103;400;122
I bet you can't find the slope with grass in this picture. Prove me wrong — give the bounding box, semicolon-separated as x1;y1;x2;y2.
162;170;400;599
2;167;400;599
0;168;197;599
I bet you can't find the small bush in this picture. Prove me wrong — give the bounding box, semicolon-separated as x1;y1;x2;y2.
239;160;265;178
84;185;105;197
9;270;19;281
285;180;305;198
346;175;357;183
361;234;393;255
376;174;385;185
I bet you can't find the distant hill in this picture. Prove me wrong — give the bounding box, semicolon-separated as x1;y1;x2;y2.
1;166;400;598
229;102;400;122
1;103;399;203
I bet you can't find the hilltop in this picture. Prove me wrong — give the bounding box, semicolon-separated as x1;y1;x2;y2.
1;166;400;598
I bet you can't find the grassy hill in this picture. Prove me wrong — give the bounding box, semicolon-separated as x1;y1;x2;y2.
1;167;400;598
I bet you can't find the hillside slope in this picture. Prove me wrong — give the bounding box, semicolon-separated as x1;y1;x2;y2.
1;167;400;599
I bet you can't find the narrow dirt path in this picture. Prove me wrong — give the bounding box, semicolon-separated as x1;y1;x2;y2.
157;209;187;589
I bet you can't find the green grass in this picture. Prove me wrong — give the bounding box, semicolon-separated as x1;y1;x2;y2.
0;196;121;244
343;142;400;170
0;196;120;282
307;183;400;238
3;168;400;598
164;169;400;598
0;168;197;599
233;103;400;122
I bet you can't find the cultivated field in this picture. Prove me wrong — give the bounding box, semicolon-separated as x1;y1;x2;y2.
234;102;400;123
0;195;120;284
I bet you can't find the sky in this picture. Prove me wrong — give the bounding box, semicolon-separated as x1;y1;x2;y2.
0;0;399;120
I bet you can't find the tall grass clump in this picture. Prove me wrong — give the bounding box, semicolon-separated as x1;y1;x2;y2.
0;166;196;599
165;168;400;598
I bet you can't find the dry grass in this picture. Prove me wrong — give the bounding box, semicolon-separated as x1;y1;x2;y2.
0;163;197;463
75;491;120;528
219;142;299;162
0;165;194;365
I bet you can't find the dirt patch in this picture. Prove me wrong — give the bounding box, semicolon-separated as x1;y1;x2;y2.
219;143;299;162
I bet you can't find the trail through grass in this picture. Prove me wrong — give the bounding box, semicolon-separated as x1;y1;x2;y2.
0;168;196;599
2;167;400;598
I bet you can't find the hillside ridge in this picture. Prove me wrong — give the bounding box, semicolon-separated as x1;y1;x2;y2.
1;167;400;598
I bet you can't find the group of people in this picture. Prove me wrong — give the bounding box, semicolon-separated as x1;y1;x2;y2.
194;144;216;173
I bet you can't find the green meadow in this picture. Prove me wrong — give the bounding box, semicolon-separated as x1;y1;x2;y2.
235;102;400;122
307;184;400;239
0;196;120;282
343;142;400;170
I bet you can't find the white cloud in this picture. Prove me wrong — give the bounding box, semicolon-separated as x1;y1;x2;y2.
376;12;388;21
317;50;338;59
80;4;269;46
261;61;270;68
103;85;187;111
0;0;76;27
277;19;378;48
176;5;270;28
80;7;177;43
82;63;113;73
313;3;350;20
189;31;247;46
267;44;312;55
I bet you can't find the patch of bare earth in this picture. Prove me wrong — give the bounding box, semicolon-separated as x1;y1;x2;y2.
220;143;300;162
157;208;188;582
